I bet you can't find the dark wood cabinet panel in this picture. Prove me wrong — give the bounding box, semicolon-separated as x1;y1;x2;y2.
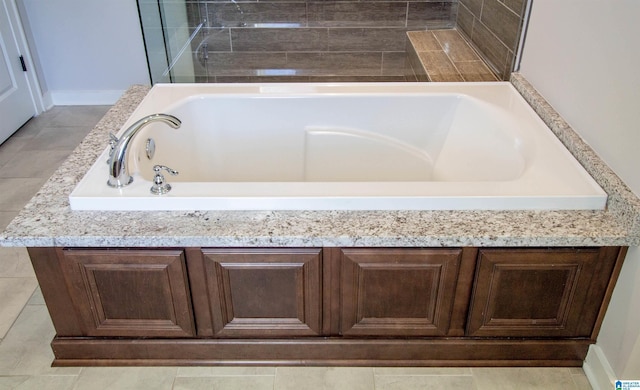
59;249;195;338
192;248;323;337
466;248;619;337
338;248;463;336
27;245;626;366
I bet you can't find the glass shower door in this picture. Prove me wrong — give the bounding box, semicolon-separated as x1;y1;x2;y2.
138;0;200;84
137;0;461;84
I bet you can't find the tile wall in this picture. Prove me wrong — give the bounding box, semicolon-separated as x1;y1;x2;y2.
184;0;458;82
456;0;527;79
406;30;498;82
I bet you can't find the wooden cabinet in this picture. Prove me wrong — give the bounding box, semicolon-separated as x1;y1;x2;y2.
466;248;620;338
337;248;464;336
28;245;626;366
188;248;323;337
58;248;195;338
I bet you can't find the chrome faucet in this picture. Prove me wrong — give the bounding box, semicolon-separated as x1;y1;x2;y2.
107;113;181;188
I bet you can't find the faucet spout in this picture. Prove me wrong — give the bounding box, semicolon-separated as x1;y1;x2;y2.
107;113;181;188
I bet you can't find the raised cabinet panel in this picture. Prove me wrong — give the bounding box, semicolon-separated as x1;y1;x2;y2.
466;248;617;337
59;249;195;338
27;245;627;365
196;248;323;337
339;248;463;337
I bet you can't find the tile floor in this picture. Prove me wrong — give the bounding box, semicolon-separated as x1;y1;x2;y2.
0;107;594;389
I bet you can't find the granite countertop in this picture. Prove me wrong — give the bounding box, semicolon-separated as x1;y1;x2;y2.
1;74;639;248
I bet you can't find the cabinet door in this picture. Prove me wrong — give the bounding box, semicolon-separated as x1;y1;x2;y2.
338;248;463;337
190;248;323;337
466;248;618;337
60;249;195;338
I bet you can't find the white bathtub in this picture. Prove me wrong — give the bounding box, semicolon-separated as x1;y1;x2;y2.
69;82;607;211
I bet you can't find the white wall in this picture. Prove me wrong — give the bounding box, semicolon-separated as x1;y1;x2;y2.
519;0;640;384
18;0;149;106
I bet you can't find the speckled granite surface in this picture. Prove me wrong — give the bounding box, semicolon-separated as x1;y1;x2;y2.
1;76;639;248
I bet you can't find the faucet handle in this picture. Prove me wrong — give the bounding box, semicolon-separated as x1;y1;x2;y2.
107;132;119;164
109;132;119;144
153;165;179;176
150;165;179;195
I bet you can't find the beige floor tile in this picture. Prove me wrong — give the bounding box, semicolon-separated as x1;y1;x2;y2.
73;367;177;390
375;367;472;376
0;305;80;376
572;372;593;390
174;375;274;390
0;150;71;179
0;179;46;211
27;287;45;306
0;247;34;278
0;375;77;390
0;375;28;388
7;120;42;140
376;374;476;390
19;127;93;152
41;106;111;128
0;137;30;168
473;367;577;390
0;277;38;338
177;366;276;377
0;211;19;230
275;367;374;390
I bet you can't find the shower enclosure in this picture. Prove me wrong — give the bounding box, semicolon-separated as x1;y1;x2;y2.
137;0;528;84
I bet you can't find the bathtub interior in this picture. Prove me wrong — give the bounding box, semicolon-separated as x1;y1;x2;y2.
132;94;532;183
68;82;608;211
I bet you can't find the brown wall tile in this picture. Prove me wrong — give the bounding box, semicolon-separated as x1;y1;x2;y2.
480;0;521;50
200;28;232;52
405;40;428;81
286;52;384;75
328;28;408;52
178;0;459;81
407;2;457;28
307;75;407;82
206;52;288;76
454;0;528;80
382;52;408;76
502;0;525;14
215;75;311;82
186;2;206;27
207;2;307;28
231;28;328;51
469;21;510;77
307;2;408;27
459;0;482;17
456;2;475;38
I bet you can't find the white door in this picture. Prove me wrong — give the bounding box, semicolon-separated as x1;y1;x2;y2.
0;0;36;144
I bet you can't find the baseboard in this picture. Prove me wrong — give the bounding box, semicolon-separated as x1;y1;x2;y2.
584;345;617;390
50;90;126;106
41;91;54;111
50;337;590;366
